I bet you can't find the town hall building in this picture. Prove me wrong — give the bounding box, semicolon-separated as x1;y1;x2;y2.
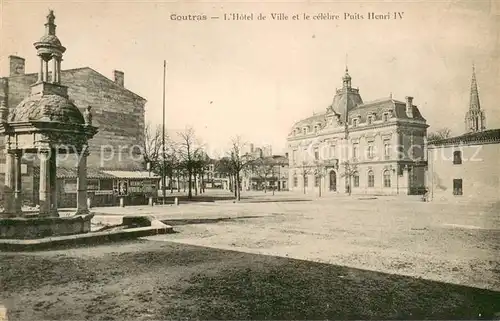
287;67;428;195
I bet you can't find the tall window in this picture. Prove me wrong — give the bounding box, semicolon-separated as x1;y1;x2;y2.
314;148;319;160
293;175;298;187
353;118;358;127
292;150;297;164
384;140;391;159
453;151;462;165
368;170;375;187
303;148;308;162
353;143;359;159
353;172;359;187
304;175;309;187
330;145;336;159
367;141;374;159
367;115;373;125
315;175;320;187
383;113;389;122
383;170;391;187
453;179;463;195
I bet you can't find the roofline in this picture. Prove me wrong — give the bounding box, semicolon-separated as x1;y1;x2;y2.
3;66;147;102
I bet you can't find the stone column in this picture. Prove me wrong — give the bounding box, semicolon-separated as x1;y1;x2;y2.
44;60;49;82
49;148;58;216
76;147;89;214
38;57;44;82
3;151;16;215
39;151;52;216
52;58;58;83
14;150;23;214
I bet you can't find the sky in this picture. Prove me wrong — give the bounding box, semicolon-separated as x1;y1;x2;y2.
1;0;499;156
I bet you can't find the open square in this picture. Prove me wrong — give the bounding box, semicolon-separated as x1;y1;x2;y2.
1;193;499;320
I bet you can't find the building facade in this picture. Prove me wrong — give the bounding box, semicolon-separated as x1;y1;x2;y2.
287;68;428;196
0;11;157;207
428;67;499;201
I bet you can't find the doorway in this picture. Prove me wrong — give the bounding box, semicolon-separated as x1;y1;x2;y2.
329;170;337;192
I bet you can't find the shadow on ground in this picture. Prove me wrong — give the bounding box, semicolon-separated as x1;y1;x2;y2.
161;215;267;226
1;240;499;320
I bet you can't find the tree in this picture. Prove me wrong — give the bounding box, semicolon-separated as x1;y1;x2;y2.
313;161;326;197
142;122;162;170
340;160;358;196
177;127;204;200
298;161;312;194
227;136;254;201
428;128;451;142
251;157;274;193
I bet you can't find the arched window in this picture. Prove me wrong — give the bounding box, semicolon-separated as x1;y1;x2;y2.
353;172;359;187
368;170;375;187
383;170;391;188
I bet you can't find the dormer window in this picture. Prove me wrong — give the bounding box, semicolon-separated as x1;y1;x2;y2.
383;112;389;122
303;128;307;135
314;125;318;133
352;118;358;127
367;115;373;125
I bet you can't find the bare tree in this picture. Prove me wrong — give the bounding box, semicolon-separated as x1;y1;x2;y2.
251;157;274;193
177;127;204;200
340;160;358;196
227;136;254;201
313;161;326;197
142;122;163;170
428;127;451;142
298;161;312;194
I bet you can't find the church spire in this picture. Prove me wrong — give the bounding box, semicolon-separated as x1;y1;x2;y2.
465;64;486;133
469;64;481;111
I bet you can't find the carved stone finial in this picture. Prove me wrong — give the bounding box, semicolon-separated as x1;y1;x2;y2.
84;105;92;125
47;10;55;24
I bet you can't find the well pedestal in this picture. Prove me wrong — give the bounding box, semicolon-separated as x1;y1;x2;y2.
0;213;94;239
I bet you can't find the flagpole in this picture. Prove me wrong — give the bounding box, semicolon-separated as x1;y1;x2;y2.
162;60;166;205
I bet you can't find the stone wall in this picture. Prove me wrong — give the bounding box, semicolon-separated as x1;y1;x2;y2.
428;142;500;201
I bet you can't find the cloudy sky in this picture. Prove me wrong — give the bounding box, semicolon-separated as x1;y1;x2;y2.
1;0;499;155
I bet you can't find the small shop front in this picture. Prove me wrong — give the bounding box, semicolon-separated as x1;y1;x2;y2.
34;167;160;208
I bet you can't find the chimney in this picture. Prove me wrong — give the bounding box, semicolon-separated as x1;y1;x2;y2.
250;143;254;153
9;56;25;76
113;70;124;87
405;96;414;118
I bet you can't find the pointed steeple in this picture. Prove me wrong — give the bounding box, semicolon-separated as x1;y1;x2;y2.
465;64;486;133
469;64;481;110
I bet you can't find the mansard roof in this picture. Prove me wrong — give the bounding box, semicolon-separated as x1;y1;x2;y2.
290;97;426;132
428;128;500;147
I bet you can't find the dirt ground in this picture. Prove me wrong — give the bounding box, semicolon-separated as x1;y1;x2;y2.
1;194;499;320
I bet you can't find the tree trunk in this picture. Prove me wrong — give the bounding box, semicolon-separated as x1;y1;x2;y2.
183;175;187;192
194;171;198;196
303;176;306;194
169;173;174;194
319;176;322;197
176;172;180;191
236;172;241;201
188;170;193;199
